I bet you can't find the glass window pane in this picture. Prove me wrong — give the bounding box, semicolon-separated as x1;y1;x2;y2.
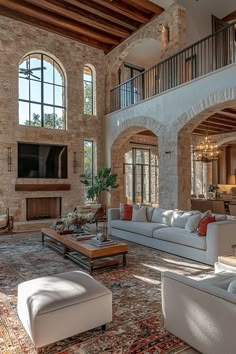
30;103;41;127
29;55;41;81
54;107;64;129
54;62;63;85
19;101;29;125
84;141;93;176
83;66;92;82
30;79;41;103
43;83;54;105
43;105;54;129
55;85;63;107
19;78;29;100
84;81;92;114
124;150;132;163
43;57;54;83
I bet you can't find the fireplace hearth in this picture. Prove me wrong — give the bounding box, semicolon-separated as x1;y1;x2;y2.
26;197;61;221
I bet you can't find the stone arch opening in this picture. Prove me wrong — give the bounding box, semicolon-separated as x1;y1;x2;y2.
110;126;159;207
176;91;236;210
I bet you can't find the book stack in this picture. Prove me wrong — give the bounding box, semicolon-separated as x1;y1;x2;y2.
90;237;116;247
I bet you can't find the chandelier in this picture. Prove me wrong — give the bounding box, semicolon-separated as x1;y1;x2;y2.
193;135;221;163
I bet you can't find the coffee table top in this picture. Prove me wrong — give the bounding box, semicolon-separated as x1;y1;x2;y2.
41;228;128;259
218;255;236;267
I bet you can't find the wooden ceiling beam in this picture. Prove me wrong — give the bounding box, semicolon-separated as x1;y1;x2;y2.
200;121;235;130
222;11;236;22
123;0;164;15
223;108;236;115
207;117;236;128
26;0;130;38
64;0;137;31
91;0;149;23
0;6;112;52
1;0;120;45
193;126;223;133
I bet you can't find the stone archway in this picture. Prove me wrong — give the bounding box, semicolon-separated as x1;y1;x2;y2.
109;117;161;206
175;88;236;210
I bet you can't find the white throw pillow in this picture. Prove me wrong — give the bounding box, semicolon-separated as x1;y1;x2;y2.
151;208;173;226
185;213;201;232
211;213;227;221
172;210;200;228
132;206;147;222
228;279;236;293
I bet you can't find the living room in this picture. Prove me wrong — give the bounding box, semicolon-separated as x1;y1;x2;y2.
0;0;236;353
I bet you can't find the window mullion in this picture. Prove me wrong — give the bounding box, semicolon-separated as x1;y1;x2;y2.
41;54;44;127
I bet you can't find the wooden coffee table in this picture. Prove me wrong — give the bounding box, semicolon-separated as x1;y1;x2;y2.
41;228;128;274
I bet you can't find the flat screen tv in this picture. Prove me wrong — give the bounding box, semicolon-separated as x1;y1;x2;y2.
18;142;68;178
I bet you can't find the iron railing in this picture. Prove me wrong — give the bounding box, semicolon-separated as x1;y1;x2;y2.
110;22;236;112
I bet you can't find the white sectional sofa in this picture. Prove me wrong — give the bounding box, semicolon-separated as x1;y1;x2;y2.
108;207;236;265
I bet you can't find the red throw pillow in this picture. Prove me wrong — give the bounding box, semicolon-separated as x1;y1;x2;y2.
198;216;216;236
122;204;133;221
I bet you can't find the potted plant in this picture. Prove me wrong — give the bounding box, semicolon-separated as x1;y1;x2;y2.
80;167;119;203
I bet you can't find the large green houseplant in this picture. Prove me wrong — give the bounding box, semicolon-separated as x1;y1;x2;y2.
80;167;119;203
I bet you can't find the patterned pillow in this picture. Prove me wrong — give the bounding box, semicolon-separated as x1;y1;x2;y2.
172;210;200;229
198;216;216;236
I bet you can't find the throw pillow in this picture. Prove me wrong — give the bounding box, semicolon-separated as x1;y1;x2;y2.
146;207;154;222
132;206;147;222
151;208;173;226
122;204;133;221
211;213;227;221
172;210;200;229
228;279;236;293
198;216;216;236
185;213;201;232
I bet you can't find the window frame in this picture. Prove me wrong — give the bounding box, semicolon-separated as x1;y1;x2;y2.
83;65;94;115
84;140;94;200
18;53;66;129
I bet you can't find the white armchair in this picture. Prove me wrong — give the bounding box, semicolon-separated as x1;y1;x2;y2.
162;271;236;354
0;208;13;234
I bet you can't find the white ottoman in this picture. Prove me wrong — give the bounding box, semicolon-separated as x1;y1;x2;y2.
17;271;112;351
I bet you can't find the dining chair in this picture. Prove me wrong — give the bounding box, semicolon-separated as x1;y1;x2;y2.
229;204;236;217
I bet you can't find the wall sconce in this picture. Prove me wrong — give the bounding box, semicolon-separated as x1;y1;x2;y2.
158;24;170;42
73;152;78;174
7;147;12;172
235;168;236;185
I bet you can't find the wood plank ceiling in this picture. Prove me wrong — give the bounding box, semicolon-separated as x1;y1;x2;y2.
0;0;164;52
193;108;236;136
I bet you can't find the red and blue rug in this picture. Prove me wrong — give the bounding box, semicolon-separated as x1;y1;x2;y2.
0;232;212;353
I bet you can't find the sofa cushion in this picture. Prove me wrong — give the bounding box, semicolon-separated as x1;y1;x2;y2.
198;216;216;236
151;208;173;226
171;210;200;228
153;227;206;250
132;206;147;222
111;220;168;237
146;207;154;222
228;279;236;293
185;213;201;232
211;213;227;221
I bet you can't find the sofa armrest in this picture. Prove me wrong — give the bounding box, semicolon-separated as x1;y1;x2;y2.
162;271;236;354
206;220;236;264
107;208;120;235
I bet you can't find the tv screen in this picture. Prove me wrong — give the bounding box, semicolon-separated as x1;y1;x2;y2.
18;143;68;178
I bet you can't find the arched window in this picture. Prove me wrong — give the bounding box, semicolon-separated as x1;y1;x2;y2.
18;53;66;129
83;65;95;115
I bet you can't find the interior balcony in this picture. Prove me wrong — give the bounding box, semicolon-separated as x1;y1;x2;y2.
107;21;236;134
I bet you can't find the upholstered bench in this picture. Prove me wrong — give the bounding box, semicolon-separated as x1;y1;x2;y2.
17;270;112;352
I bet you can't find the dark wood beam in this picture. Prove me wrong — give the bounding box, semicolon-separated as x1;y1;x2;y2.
0;6;112;52
223;108;236;115
64;0;137;31
214;112;236;122
207;117;236;128
200;121;234;131
123;0;164;15
26;0;130;38
1;0;120;45
222;11;236;22
91;0;149;23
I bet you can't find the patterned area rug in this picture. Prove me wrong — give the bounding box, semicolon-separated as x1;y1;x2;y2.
0;232;213;353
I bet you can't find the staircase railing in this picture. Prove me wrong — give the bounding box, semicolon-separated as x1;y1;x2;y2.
110;21;236;112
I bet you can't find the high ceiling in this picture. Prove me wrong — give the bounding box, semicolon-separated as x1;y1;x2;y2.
193;108;236;136
0;0;164;53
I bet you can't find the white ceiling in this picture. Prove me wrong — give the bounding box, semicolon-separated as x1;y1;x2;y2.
149;0;175;10
123;39;161;69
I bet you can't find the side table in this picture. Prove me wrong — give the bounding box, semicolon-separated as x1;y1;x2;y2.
215;255;236;273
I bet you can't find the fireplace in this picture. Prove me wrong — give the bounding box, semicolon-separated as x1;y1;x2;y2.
26;197;61;221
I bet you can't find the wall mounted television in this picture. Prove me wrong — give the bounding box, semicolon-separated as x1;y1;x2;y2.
18;142;68;178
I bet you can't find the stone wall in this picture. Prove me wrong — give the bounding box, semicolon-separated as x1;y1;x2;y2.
0;16;105;222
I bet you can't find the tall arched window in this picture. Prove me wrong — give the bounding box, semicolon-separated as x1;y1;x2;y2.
19;53;66;129
83;65;95;115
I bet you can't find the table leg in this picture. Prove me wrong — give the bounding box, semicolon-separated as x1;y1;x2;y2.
123;253;127;266
41;233;45;245
63;245;69;257
89;261;94;274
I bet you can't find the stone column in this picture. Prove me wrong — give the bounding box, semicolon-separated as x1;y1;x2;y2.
158;127;191;210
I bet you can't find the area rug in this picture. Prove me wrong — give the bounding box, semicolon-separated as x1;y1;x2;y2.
0;232;213;353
